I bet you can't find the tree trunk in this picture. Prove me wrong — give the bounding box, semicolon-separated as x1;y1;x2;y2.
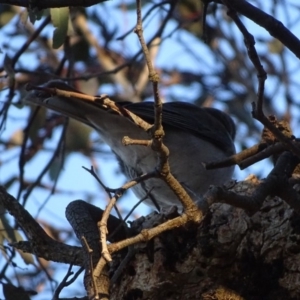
110;176;300;300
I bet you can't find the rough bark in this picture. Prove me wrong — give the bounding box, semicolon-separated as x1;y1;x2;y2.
109;176;300;300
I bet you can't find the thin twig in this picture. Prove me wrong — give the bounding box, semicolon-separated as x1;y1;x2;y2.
107;214;190;254
82;236;98;297
52;264;84;300
223;1;300;159
93;174;157;278
134;0;199;212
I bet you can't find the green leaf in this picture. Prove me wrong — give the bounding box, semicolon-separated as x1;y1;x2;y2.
16;247;35;266
0;215;16;242
268;38;283;54
0;11;15;27
27;106;47;144
48;154;68;181
50;7;69;49
0;211;35;265
65;119;92;153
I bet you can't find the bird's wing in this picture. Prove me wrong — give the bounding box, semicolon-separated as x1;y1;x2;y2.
123;101;235;153
24;80;235;154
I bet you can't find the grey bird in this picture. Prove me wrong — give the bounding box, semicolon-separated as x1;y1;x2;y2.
24;80;236;211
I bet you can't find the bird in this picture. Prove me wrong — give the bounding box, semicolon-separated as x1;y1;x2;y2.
24;80;236;211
